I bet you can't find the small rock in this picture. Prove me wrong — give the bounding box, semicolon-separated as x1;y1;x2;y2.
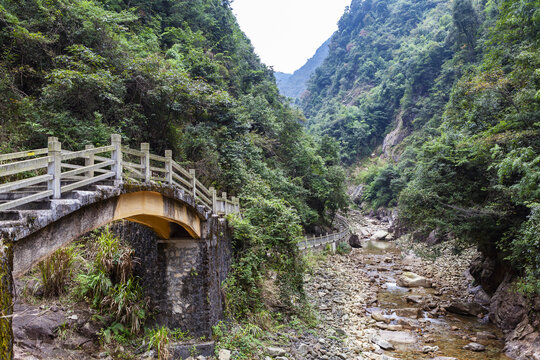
218;349;231;360
266;346;287;357
463;342;486;352
422;345;439;353
372;337;395;350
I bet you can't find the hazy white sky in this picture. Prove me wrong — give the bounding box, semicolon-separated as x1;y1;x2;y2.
231;0;351;73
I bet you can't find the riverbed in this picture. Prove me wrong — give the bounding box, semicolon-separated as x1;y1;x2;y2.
302;211;509;359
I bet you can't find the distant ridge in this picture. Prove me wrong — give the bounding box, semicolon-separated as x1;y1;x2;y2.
275;38;330;99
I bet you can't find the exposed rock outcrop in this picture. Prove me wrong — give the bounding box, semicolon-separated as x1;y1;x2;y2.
382;110;409;162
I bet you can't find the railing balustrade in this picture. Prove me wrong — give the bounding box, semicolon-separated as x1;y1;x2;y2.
0;135;240;214
298;215;350;250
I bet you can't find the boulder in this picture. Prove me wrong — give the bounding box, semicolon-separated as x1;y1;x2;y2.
12;304;66;343
472;286;492;306
463;342;486;352
378;330;416;344
297;343;309;355
372;336;395;350
371;311;390;324
405;295;424;304
348;234;362;248
393;308;422;319
396;272;432;288
469;254;506;294
218;349;231;360
426;229;442;245
445;301;486;317
476;331;497;340
371;230;389;241
489;276;528;331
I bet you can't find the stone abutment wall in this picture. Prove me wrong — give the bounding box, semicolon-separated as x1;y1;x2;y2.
111;215;231;337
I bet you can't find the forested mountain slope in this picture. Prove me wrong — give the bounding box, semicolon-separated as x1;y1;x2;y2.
0;0;348;228
302;0;540;300
275;39;330;99
0;0;348;320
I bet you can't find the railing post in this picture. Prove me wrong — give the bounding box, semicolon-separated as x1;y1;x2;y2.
165;150;173;184
141;143;150;182
222;192;227;214
85;145;94;179
231;197;237;214
47;138;61;199
209;187;217;214
111;134;122;183
189;169;196;198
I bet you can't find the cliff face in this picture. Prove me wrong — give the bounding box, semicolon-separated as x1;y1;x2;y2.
275;39;330;99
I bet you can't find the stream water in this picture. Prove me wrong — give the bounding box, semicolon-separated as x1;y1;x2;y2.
362;240;509;359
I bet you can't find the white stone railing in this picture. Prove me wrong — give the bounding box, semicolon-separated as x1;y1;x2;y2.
298;214;350;251
0;135;240;215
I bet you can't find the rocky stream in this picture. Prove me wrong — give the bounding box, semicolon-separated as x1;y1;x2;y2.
292;210;511;360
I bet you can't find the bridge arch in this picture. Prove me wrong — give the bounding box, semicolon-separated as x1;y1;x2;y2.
113;191;201;239
12;186;205;278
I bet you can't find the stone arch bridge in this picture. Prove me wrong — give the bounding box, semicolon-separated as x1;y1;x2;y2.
0;135;351;358
0;135;240;357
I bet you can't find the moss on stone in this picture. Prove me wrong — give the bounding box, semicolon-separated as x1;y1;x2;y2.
0;237;13;360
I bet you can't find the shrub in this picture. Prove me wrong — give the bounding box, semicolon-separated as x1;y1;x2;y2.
506;205;540;295
362;164;405;209
102;279;147;334
336;242;351;255
147;326;171;360
76;269;112;308
76;227;148;334
224;198;305;318
38;245;79;297
94;227;135;284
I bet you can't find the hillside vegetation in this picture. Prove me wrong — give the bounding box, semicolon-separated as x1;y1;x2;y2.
302;0;539;294
0;0;349;324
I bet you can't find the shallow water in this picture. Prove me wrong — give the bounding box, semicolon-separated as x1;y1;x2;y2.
361;240;510;359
